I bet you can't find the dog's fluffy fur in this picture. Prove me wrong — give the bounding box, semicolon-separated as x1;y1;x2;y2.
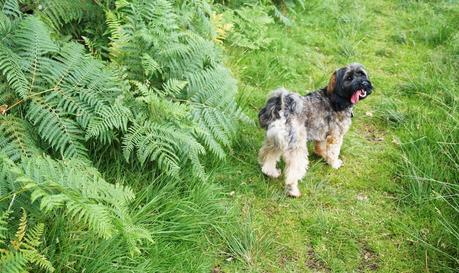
258;63;373;197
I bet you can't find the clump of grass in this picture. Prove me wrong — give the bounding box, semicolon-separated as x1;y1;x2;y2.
217;210;273;270
396;40;459;271
375;98;406;127
39;165;237;272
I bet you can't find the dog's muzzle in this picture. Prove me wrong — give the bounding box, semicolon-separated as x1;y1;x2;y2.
350;89;367;104
351;81;372;104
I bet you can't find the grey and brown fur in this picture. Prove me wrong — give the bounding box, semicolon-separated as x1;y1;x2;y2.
258;63;373;197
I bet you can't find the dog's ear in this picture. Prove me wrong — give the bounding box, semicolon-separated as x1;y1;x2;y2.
327;71;337;95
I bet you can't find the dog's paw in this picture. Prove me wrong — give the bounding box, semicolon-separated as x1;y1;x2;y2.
262;166;281;178
286;185;301;198
330;159;343;169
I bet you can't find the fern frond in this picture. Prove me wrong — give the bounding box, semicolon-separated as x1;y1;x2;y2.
36;0;97;30
162;78;187;98
1;16;130;159
0;210;10;245
22;222;43;249
0;44;28;98
105;9;131;59
0;116;40;161
20;223;56;271
26;97;88;159
65;200;114;239
0;206;55;272
10;155;137;239
21;248;54;272
107;0;249;176
119;222;153;256
188;149;206;181
1;0;20;19
141;53;161;77
136;91;188;122
0;12;14;38
137;0;178;31
11;208;26;250
187;65;235;103
43;43;119;127
0;152;17;197
123;121;180;175
85;103;132;144
123;117;206;178
210;12;233;45
193;126;225;160
195;105;232;147
0;251;27;273
14;17;58;93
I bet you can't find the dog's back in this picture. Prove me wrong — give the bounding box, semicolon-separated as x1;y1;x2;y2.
258;87;303;129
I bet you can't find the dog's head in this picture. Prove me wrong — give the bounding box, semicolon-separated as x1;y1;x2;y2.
326;63;373;111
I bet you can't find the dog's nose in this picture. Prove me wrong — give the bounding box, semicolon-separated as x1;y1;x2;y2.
361;81;370;89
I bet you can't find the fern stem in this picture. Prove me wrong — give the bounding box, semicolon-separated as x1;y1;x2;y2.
0;188;29;203
172;98;231;114
4;88;55;113
7;193;16;210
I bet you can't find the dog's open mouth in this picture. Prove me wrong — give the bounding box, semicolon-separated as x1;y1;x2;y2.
350;89;367;104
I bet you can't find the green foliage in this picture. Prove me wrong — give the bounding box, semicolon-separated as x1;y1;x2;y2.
398;62;459;267
1;0;21;19
0;209;54;273
219;5;274;49
0;0;248;272
0;116;40;161
0;14;130;160
0;0;248;178
0;154;149;245
32;0;101;31
105;0;249;178
218;214;268;267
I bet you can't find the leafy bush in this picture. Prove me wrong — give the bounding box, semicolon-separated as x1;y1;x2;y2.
104;0;249;179
0;0;247;272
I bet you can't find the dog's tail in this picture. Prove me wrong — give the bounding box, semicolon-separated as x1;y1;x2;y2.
258;87;303;129
258;88;288;129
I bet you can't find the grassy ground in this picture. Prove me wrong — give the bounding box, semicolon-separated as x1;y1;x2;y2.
209;0;458;272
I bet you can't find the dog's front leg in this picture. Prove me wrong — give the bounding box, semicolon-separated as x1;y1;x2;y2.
315;134;343;169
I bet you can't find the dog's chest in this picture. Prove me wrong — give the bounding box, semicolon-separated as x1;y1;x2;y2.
303;101;352;141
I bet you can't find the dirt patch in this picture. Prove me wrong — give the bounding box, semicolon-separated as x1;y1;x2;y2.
362;124;386;143
305;243;331;273
358;244;380;271
211;265;224;273
279;253;298;267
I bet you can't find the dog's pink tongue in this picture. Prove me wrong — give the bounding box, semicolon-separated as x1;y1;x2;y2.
351;90;362;104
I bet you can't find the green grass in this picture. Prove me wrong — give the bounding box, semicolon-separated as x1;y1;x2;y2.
206;0;458;272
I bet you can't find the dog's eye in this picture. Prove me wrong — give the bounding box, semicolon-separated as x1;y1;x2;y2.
346;76;353;81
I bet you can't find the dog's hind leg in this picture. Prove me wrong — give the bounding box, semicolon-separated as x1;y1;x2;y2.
283;124;308;197
259;139;282;178
259;117;289;178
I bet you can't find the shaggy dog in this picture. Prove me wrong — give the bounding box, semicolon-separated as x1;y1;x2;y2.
258;63;373;197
